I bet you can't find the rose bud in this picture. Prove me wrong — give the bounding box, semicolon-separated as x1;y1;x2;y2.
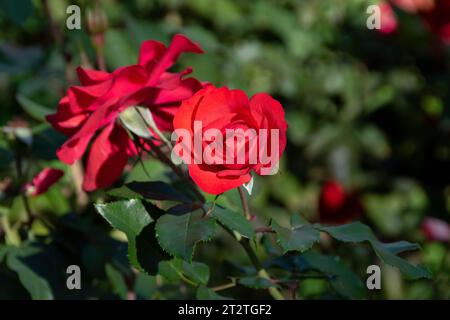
379;2;398;35
86;5;109;35
421;217;450;242
24;168;64;196
318;180;363;224
419;0;450;45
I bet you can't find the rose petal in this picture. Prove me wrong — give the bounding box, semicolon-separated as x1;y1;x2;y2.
422;217;450;242
147;34;203;85
189;163;251;195
76;67;111;86
82;124;130;191
26;168;64;196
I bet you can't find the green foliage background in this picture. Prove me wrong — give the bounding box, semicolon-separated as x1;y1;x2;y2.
0;0;449;299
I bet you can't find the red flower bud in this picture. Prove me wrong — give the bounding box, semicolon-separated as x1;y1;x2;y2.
24;168;64;196
421;217;450;242
318;180;363;224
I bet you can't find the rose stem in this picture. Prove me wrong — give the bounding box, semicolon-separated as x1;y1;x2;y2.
237;186;251;220
42;0;89;209
237;187;285;298
220;222;285;300
212;281;236;292
13;145;34;226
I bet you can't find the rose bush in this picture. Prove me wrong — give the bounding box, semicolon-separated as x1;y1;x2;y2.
1;0;445;300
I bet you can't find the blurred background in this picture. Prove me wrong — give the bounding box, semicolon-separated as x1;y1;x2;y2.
0;0;449;299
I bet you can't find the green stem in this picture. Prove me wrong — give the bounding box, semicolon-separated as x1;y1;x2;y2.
236;187;285;299
221;225;284;300
13;145;34;226
212;281;236;292
178;273;198;287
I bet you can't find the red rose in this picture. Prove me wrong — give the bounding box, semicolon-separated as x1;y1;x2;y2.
391;0;434;13
47;34;203;191
421;217;450;242
172;86;287;195
24;168;64;196
379;2;398;35
318;180;363;224
420;0;450;45
391;0;450;45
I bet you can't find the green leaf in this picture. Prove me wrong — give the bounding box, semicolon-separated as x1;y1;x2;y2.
196;285;230;300
317;222;431;279
6;253;53;300
110;181;191;203
0;245;7;262
299;251;365;299
380;241;421;254
95;199;153;272
373;243;431;279
182;261;210;285
0;147;13;171
104;29;136;69
271;214;320;253
134;273;157;300
158;260;181;283
105;263;128;299
30;125;66;161
317;222;376;243
210;203;255;239
16;94;52;122
155;210;216;261
159;259;210;285
0;0;33;25
238;275;277;289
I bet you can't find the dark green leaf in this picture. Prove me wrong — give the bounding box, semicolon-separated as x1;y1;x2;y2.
134;273;157;300
105;263;128;299
0;148;13;171
104;29;136;69
299;251;365;299
159;259;210;285
168;203;204;216
110;181;191;203
182;261;210;285
0;245;7;262
379;241;420;254
0;0;33;25
155;210;216;261
30;125;66;161
373;243;431;279
317;222;376;243
16;94;52;122
271;214;320;253
210;203;255;239
6;253;53;300
317;222;431;279
95;199;153;272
